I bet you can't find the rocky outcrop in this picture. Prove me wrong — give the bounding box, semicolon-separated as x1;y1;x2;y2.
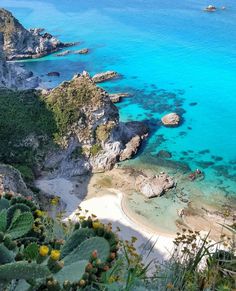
0;8;75;60
109;93;131;103
0;33;40;89
92;71;119;83
0;164;33;197
135;173;175;198
56;50;71;57
42;72;148;176
161;112;180;127
75;48;89;54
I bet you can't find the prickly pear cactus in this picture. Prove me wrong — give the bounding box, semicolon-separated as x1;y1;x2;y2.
54;260;88;285
0;261;50;281
0;198;10;211
0;209;7;232
6;203;31;227
7;212;34;239
0;243;14;263
61;228;95;258
64;237;110;265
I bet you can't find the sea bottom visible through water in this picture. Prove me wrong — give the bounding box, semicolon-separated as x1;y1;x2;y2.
4;0;236;233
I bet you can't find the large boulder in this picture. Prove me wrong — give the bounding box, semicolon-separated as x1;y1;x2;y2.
161;112;180;127
135;173;175;198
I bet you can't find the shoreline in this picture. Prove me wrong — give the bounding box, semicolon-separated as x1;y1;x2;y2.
36;175;175;262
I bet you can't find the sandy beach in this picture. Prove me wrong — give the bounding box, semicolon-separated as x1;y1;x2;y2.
36;174;175;263
36;166;234;265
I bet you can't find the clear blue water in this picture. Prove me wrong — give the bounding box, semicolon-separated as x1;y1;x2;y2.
4;0;236;200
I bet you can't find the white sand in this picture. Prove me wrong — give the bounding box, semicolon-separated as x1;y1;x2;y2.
36;177;175;263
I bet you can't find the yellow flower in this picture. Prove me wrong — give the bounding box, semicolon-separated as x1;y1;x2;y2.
166;282;174;289
35;209;43;217
39;245;49;256
50;249;61;261
51;197;60;206
92;221;102;229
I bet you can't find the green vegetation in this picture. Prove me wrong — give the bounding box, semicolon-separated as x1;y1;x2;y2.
96;122;115;142
0;89;57;167
44;77;103;136
0;194;119;290
90;144;102;156
0;190;235;290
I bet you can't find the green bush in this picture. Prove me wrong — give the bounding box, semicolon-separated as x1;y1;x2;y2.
90;144;102;156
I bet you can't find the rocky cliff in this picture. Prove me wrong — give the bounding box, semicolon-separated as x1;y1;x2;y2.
42;72;148;176
0;32;40;89
0;8;74;60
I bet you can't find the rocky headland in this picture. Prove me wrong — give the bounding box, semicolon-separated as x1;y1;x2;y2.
0;8;75;60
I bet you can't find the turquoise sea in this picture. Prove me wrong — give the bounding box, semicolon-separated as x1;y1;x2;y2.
3;0;236;232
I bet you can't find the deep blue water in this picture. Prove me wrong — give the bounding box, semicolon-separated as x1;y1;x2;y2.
3;0;236;197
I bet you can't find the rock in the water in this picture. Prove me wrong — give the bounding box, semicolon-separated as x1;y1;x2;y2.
47;71;60;77
135;173;175;198
74;48;89;54
157;150;172;159
92;71;119;83
56;50;71;57
161;112;180;127
109;93;131;103
0;8;76;60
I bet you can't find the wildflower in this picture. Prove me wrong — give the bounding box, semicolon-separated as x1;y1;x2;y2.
50;249;61;261
51;197;60;206
166;282;174;289
35;209;44;217
39;245;49;256
92;221;102;229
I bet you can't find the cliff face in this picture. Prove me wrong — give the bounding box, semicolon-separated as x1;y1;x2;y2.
0;8;73;60
0;32;40;89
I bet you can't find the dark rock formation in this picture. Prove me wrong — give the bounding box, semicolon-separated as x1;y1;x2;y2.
47;72;60;77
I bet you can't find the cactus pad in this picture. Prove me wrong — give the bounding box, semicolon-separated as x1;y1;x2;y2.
54;259;87;285
61;228;95;258
7;212;34;239
64;237;110;265
0;261;50;281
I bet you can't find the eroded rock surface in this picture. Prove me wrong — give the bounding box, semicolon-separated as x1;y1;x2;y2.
135;173;175;198
161;112;180;127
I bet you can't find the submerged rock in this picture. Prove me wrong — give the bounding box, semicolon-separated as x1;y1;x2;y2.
161;112;180;127
56;50;71;57
157;150;172;159
92;71;119;83
135;173;175;198
47;71;60;77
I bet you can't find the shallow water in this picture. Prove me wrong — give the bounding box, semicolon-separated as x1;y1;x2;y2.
3;0;236;232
